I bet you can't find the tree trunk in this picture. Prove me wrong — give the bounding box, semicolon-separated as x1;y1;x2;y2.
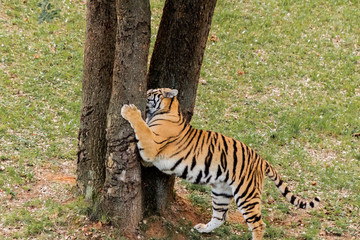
76;0;116;218
77;0;217;232
144;0;218;215
102;0;150;232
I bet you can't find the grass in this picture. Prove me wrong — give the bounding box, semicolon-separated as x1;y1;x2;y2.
193;0;360;238
1;0;360;239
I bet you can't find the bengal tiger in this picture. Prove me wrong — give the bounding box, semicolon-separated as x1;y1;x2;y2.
121;88;320;240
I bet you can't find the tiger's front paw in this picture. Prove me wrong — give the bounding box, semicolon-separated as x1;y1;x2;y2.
121;104;141;122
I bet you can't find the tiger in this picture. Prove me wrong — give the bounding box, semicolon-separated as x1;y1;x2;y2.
121;88;320;240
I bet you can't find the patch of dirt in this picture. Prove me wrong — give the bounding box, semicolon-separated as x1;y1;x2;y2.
139;182;210;240
137;178;249;240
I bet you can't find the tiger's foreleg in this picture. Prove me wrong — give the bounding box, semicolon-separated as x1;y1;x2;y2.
194;185;232;233
121;104;158;162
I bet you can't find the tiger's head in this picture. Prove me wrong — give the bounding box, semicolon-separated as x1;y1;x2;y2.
146;88;179;120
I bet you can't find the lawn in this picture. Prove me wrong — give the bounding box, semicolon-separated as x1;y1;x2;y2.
0;0;359;239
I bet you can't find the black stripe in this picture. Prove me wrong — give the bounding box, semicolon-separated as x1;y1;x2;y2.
169;128;196;158
148;123;163;127
310;202;314;208
265;162;270;174
193;129;204;150
245;214;261;223
180;166;188;179
181;129;199;152
190;156;197;170
221;135;228;153
234;175;245;196
239;142;246;177
212;191;233;198
180;126;195;143
215;165;222;180
236;174;256;203
170;158;183;171
205;175;212;183
183;146;194;160
206;131;212;144
276;179;283;188
237;186;256;207
300;201;307;209
282;186;290;198
212;132;218;145
168;97;175;110
232;139;238;178
195;171;203;184
213;201;229;206
241;201;258;210
224;171;229;183
213;207;228;212
252;225;262;231
290;195;296;204
248;147;253;160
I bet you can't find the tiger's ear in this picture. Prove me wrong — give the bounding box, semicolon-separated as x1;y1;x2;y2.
163;89;178;98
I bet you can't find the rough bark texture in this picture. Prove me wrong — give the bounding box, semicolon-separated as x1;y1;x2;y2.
77;0;217;231
144;0;218;215
76;0;116;213
148;0;217;120
102;0;150;231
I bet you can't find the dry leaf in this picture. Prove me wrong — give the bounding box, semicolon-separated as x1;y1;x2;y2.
93;221;103;229
237;70;244;75
210;34;219;42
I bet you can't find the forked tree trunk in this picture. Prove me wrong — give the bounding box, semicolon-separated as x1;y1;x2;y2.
77;0;217;233
102;0;150;231
144;0;218;215
77;0;116;218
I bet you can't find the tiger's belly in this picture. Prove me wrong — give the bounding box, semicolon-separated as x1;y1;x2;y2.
153;157;224;186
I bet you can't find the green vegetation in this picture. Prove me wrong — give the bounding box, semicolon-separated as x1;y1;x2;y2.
0;0;359;239
193;0;360;238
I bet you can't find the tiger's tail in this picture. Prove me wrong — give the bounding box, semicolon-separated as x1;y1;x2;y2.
264;161;320;209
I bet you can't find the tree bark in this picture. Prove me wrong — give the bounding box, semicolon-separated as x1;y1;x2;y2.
77;0;217;232
144;0;218;215
76;0;116;217
102;0;150;232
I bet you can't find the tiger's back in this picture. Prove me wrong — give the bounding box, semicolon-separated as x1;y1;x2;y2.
121;88;320;240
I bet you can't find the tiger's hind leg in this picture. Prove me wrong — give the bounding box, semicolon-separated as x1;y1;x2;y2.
236;194;265;240
194;184;232;233
121;104;158;161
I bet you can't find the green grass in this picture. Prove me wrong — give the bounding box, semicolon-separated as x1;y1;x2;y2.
192;0;360;238
1;0;360;239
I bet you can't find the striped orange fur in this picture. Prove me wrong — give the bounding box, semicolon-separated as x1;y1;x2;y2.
121;88;320;240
